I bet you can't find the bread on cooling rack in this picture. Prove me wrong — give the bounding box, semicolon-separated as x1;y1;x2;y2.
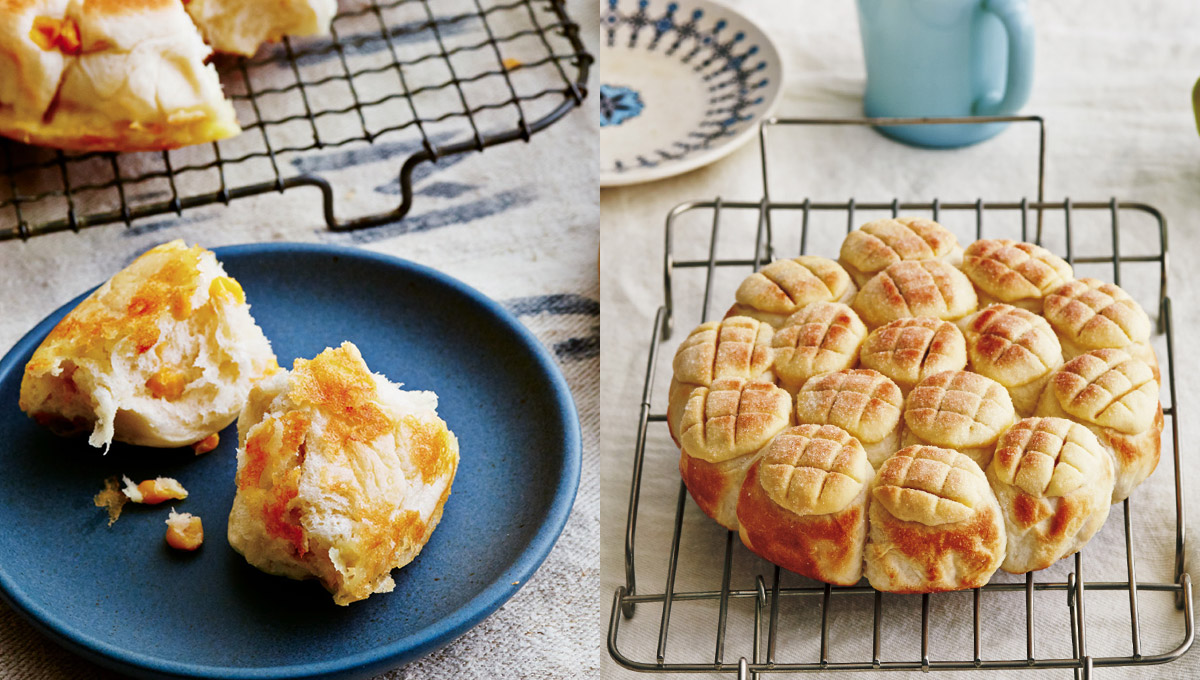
770;302;866;393
858;317;967;394
1042;278;1158;374
794;369;902;470
675;378;792;530
19;240;277;449
839;217;963;288
729;256;856;327
1034;349;1162;503
960;239;1073;313
987;417;1114;574
865;445;1005;593
672;316;775;388
901;370;1017;469
0;0;241;151
737;424;872;585
960;304;1063;416
228;342;459;606
184;0;335;57
852;260;978;329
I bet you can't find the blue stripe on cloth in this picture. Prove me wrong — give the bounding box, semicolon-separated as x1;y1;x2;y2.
503;294;599;317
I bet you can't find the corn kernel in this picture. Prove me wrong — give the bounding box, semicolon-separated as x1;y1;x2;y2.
165;510;203;551
146;366;187;400
191;432;219;455
209;276;245;305
123;476;188;504
30;17;81;55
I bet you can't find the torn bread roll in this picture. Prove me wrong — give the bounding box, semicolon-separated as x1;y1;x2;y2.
858;317;967;394
737;424;873;585
227;342;459;606
902;370;1017;469
839;217;962;288
960;239;1073;313
729;256;856;327
864;445;1005;593
19;240;276;449
676;378;792;529
770;302;867;393
1042;278;1157;371
987;417;1114;573
794;369;902;469
960;304;1063;416
852;260;978;329
185;0;335;57
1034;349;1162;503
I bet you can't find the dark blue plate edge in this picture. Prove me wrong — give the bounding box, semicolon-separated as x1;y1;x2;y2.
0;242;583;680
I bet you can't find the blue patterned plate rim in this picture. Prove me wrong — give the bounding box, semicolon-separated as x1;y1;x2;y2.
0;242;582;679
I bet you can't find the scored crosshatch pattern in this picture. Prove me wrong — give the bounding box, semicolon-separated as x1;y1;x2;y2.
0;0;590;241
607;117;1193;679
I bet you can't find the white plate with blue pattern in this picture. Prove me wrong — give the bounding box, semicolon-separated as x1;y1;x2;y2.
599;0;783;187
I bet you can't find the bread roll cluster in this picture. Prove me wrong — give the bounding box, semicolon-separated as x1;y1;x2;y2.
668;220;1163;593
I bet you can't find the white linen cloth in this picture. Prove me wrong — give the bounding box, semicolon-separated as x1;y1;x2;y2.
601;1;1200;677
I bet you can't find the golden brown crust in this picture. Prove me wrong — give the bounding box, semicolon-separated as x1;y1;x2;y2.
962;304;1062;388
903;370;1016;455
852;260;978;328
680;450;757;530
839;217;960;285
754;424;871;516
1043;278;1151;353
735;256;855;317
770;302;866;391
960;240;1073;309
859;317;967;392
990;417;1107;498
677;378;792;464
1045;349;1157;434
673;317;775;388
871;445;989;525
794;369;901;447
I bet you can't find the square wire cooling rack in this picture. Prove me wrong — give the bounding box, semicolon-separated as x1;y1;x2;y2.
607;116;1193;679
0;0;590;241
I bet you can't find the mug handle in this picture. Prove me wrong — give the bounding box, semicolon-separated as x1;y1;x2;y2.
973;0;1035;115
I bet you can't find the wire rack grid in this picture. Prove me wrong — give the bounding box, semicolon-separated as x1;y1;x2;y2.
0;0;591;241
607;116;1193;679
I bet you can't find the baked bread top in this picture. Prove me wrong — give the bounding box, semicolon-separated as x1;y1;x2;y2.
756;424;871;516
859;317;967;390
961;239;1073;304
185;0;335;57
1043;278;1151;350
678;378;792;464
962;304;1062;387
735;256;853;316
872;445;989;525
991;417;1107;498
771;302;866;387
853;260;978;327
673;316;774;387
839;217;959;279
795;369;902;446
1046;349;1158;434
904;370;1016;449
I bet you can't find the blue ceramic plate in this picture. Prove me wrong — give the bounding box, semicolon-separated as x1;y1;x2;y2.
0;243;581;679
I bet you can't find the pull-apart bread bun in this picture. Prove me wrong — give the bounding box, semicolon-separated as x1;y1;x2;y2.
770;303;866;393
858;317;967;394
185;0;335;57
960;304;1063;416
839;217;962;288
737;424;873;585
1034;349;1162;503
852;260;978;329
0;0;240;150
667;316;775;441
795;369;902;469
676;378;791;529
902;370;1017;468
228;342;459;606
864;445;1005;593
1042;278;1157;371
730;256;856;327
19;240;276;449
987;417;1114;573
960;240;1073;313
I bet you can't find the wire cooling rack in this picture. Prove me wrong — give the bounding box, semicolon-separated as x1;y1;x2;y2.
607;116;1193;679
0;0;590;241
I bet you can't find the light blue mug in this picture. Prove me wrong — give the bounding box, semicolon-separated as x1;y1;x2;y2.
856;0;1034;148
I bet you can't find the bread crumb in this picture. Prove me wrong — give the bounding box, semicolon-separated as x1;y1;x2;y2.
502;57;522;70
165;509;203;551
93;476;127;526
122;476;188;504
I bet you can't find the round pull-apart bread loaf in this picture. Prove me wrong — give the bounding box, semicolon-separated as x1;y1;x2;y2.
794;369;902;470
737;424;873;585
864;445;1005;593
852;260;979;329
960;304;1064;416
1042;278;1157;371
858;317;967;394
960;239;1074;313
987;417;1114;574
838;217;963;288
19;240;277;449
770;302;867;392
675;378;792;529
902;370;1018;468
1034;349;1162;503
730;256;856;327
228;342;459;606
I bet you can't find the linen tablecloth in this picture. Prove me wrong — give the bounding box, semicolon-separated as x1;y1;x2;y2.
601;1;1200;678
